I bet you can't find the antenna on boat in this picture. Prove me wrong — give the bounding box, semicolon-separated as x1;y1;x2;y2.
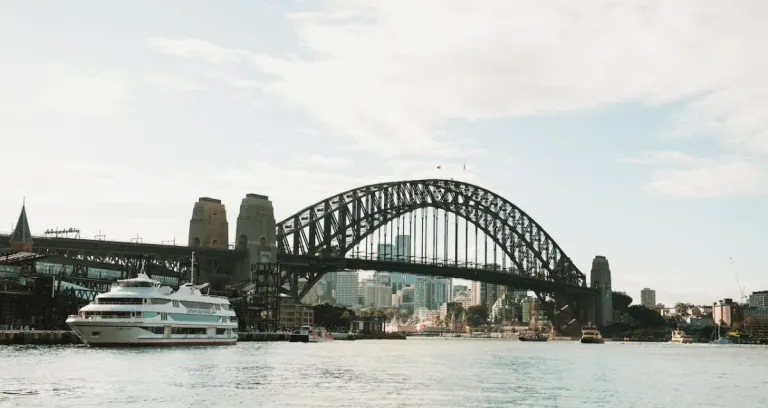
190;251;196;285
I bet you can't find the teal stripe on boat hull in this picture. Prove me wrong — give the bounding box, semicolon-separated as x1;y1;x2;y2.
169;313;221;322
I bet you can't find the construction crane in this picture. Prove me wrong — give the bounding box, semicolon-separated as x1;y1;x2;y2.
730;257;748;304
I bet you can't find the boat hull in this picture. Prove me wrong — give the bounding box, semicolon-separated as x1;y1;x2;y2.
66;319;237;347
580;337;605;344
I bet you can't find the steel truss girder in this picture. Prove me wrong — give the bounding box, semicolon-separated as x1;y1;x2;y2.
34;248;181;277
276;179;586;296
32;248;232;285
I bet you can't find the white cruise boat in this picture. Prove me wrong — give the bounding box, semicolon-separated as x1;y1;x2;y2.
65;255;238;347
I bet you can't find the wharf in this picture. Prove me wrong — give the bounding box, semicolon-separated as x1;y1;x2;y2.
0;330;405;345
237;332;289;342
0;330;81;345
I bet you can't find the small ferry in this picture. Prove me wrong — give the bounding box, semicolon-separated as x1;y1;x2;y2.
289;325;334;343
580;323;605;344
670;328;694;344
65;254;238;347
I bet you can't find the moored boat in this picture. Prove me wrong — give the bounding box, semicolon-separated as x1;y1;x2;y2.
580;323;605;344
518;302;549;342
518;332;549;342
710;324;732;345
289;325;334;343
65;253;238;347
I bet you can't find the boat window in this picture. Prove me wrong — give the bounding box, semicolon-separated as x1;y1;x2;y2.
97;298;143;305
179;301;214;309
150;298;171;305
121;281;155;288
140;326;164;334
220;304;229;310
216;328;227;335
84;311;133;319
171;327;207;335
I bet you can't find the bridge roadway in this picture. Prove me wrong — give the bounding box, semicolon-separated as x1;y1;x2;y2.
280;254;599;296
278;254;632;308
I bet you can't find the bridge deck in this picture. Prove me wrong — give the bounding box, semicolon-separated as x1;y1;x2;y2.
0;234;247;261
278;254;599;296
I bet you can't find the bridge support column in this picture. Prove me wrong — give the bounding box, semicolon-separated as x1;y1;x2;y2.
590;256;613;327
235;194;277;282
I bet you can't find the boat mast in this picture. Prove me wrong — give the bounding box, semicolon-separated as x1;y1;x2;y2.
190;251;196;285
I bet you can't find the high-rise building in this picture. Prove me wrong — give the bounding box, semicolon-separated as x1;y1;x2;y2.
748;291;768;309
471;281;486;306
374;271;390;286
335;271;359;307
377;243;393;260
414;276;433;310
641;288;656;308
400;286;415;311
506;288;528;300
393;235;416;285
453;285;468;296
430;278;452;309
363;282;393;308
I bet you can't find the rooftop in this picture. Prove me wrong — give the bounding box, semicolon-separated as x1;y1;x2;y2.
9;204;33;245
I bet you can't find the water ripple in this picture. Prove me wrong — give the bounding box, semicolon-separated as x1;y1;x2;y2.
1;339;767;407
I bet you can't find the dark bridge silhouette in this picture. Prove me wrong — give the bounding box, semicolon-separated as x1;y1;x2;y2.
274;179;616;330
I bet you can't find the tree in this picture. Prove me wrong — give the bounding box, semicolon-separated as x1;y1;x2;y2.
466;305;488;327
675;303;695;316
312;303;357;331
443;302;465;327
627;305;666;328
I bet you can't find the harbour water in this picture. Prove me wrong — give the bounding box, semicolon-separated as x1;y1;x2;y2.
2;338;767;407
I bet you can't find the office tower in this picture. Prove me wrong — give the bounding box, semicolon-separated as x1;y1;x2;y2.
640;288;656;308
335;271;359;307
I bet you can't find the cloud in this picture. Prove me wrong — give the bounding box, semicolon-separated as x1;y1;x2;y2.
621;151;768;197
40;74;125;115
146;37;254;64
306;154;353;168
147;1;768;185
644;158;768;198
618;151;703;166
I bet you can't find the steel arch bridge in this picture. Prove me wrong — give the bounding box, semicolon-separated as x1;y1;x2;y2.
275;179;593;312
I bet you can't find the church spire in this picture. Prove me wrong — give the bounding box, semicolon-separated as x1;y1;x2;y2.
9;201;33;251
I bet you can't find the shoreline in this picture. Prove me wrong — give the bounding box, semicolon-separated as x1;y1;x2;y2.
0;330;406;345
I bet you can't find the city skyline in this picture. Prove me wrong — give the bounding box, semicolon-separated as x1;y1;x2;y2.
2;1;767;306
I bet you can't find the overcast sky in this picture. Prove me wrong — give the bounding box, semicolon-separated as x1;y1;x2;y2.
2;0;767;306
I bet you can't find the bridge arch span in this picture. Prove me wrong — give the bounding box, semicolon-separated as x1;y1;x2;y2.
276;179;586;298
